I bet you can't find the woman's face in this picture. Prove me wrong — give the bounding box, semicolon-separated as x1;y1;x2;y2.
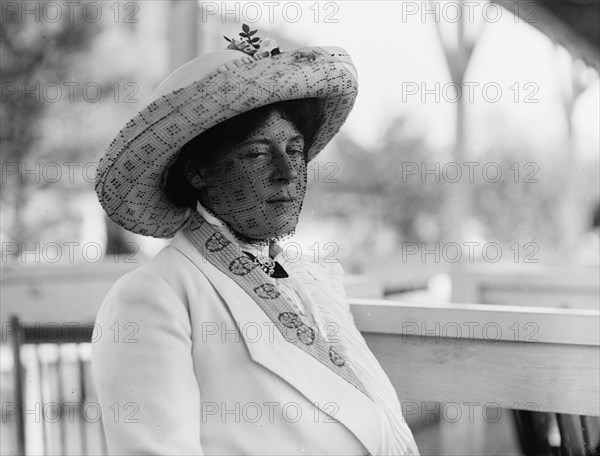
194;110;308;241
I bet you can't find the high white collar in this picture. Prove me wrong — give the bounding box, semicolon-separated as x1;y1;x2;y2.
195;201;269;258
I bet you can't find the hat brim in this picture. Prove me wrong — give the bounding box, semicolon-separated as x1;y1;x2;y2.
95;46;358;238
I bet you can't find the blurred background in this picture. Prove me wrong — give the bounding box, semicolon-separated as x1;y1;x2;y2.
1;1;599;454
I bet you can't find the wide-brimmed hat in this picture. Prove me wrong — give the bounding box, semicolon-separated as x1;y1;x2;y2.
95;34;358;238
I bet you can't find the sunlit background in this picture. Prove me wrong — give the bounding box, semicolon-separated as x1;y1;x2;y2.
1;1;599;454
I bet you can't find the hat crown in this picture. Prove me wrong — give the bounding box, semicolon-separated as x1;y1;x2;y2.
152;50;247;100
151;46;357;102
317;46;357;82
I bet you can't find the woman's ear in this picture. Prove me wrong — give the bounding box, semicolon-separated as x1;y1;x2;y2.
184;157;206;190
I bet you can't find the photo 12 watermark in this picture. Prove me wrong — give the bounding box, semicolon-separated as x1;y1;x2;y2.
308;161;340;184
400;241;540;264
1;321;140;344
401;82;540;104
278;241;340;264
401;401;539;425
1;1;140;24
400;1;538;24
198;320;340;344
1;241;141;264
1;401;139;424
2;161;99;185
401;161;540;184
201;400;339;424
1;81;139;104
200;1;340;24
400;320;540;343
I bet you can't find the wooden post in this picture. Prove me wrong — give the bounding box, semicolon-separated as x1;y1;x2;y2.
554;49;597;263
433;2;484;449
432;1;480;288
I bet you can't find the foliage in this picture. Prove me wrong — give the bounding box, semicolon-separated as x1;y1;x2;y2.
1;4;101;248
310;115;596;256
314;117;444;243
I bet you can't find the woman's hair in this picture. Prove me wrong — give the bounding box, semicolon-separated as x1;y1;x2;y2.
164;98;322;208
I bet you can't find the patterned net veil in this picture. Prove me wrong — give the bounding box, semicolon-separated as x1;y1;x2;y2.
165;101;319;249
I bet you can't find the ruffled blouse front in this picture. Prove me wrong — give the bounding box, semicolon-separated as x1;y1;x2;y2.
195;202;419;455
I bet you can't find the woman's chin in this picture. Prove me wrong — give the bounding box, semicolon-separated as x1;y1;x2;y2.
241;217;299;242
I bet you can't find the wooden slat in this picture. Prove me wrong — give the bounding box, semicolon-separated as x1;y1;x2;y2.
452;265;599;310
3;265;598;418
480;286;599;310
361;333;599;416
513;410;553;456
581;415;600;452
1;263;137;326
557;413;586;456
349;300;600;417
10;317;26;456
350;299;600;346
0;262;379;325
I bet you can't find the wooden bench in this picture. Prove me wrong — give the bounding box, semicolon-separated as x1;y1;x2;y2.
0;261;383;324
452;264;600;310
350;298;600;455
2;263;599;454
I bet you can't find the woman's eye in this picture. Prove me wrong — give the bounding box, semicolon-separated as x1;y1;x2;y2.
244;150;269;159
287;148;303;156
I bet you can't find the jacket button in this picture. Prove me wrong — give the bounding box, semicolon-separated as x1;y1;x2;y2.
296;325;315;345
278;312;302;328
329;346;346;367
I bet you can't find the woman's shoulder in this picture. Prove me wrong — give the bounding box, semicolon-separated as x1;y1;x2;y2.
97;244;204;320
108;245;186;294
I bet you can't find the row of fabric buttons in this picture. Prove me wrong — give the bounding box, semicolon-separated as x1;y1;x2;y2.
278;312;346;368
278;312;315;345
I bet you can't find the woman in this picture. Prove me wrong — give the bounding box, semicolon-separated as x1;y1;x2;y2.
92;27;419;455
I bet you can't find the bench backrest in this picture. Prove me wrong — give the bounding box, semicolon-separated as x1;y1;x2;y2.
349;298;599;417
2;263;599;416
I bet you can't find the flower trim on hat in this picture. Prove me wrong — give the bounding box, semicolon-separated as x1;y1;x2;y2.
224;23;281;59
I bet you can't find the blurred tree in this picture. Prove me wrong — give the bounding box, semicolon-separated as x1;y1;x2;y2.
310;111;598;263
367;118;444;243
1;2;99;253
470;147;563;246
311;117;443;244
0;2;136;256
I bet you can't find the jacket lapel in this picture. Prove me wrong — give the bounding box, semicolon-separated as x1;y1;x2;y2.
171;214;382;455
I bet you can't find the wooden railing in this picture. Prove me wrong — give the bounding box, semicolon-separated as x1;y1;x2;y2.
2;262;599;454
452;264;600;310
0;261;385;324
350;298;599;417
3;263;598;414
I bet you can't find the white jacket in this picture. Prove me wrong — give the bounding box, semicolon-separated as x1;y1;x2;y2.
92;222;418;455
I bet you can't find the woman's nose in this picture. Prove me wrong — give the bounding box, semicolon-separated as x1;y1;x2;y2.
271;153;299;182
